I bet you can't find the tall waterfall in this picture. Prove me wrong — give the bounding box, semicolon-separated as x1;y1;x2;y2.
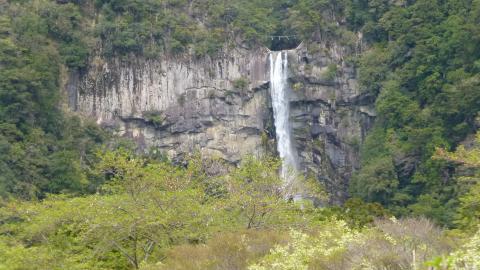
269;51;298;189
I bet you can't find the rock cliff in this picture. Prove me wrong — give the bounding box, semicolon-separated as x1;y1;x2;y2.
67;48;271;163
66;41;375;202
287;42;375;202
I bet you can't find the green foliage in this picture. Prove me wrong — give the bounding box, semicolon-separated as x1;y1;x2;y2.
430;228;480;269
0;150;211;269
1;0;479;268
93;0;291;56
249;219;359;270
0;0;365;58
40;1;91;68
435;132;480;232
292;82;303;91
323;63;338;81
0;151;316;269
250;217;452;270
143;111;165;128
340;198;390;228
0;5;106;199
232;77;249;91
286;0;341;42
220;156;288;229
145;230;290;270
357;46;389;95
0;148;465;269
350;128;399;206
350;0;480;226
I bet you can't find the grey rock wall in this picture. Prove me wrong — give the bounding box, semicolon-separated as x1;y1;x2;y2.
286;43;375;202
66;41;375;202
68;48;272;163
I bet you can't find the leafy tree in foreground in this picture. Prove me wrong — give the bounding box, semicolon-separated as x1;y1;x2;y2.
435;131;480;232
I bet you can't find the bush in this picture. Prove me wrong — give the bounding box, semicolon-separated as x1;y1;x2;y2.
430;228;480;269
145;230;289;270
323;63;338;81
232;77;249;91
345;217;453;269
143;111;165;128
250;219;359;270
248;217;452;270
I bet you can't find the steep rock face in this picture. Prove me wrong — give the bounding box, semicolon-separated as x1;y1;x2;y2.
67;48;271;163
66;41;375;202
286;42;375;202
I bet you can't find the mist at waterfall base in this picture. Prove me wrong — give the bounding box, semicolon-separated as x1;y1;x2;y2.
269;51;299;196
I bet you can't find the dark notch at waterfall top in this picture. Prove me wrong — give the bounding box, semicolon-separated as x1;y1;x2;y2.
267;34;302;51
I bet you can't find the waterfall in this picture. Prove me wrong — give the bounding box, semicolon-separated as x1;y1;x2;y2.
269;51;298;189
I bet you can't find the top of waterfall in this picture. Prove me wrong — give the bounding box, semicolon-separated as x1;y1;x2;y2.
267;35;299;40
265;41;303;52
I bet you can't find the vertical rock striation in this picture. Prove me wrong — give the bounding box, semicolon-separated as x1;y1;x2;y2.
66;40;375;202
286;42;375;203
68;48;272;163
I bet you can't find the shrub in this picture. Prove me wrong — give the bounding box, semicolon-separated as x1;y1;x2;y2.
249;219;359;270
146;230;289;270
232;77;249;91
143;111;165;128
323;63;338;81
248;217;452;270
344;217;453;270
430;228;480;269
292;82;303;91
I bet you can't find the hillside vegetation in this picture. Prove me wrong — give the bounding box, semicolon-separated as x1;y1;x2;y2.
0;0;479;269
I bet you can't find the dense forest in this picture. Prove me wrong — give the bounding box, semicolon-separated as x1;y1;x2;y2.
0;0;479;269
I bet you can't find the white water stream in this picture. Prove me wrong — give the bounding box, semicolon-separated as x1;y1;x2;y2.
269;51;298;189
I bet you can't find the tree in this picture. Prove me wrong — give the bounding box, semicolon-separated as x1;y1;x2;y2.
88;149;214;269
435;132;480;231
221;156;288;229
0;149;218;269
